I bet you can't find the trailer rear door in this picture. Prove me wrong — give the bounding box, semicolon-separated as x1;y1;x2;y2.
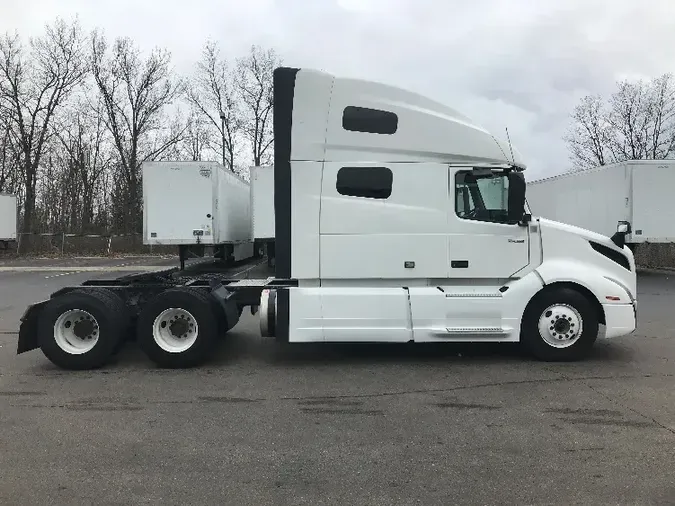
0;194;17;241
143;162;216;245
631;162;675;243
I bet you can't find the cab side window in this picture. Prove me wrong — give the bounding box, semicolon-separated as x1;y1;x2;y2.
337;166;393;199
455;171;510;224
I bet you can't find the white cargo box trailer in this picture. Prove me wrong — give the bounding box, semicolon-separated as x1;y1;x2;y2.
250;165;275;240
249;164;275;266
527;160;675;246
142;161;254;262
0;193;17;248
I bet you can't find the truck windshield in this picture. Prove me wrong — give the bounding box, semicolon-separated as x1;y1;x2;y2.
455;171;509;223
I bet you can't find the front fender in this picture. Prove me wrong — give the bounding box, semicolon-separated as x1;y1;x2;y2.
535;259;634;305
17;301;46;354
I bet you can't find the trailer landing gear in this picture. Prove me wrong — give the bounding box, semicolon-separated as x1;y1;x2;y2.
179;245;187;271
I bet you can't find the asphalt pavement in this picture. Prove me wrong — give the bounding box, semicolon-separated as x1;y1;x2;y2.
0;258;674;505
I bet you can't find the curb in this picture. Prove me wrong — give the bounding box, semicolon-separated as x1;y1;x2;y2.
637;267;675;276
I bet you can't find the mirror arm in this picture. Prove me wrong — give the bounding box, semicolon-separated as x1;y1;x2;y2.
519;213;532;227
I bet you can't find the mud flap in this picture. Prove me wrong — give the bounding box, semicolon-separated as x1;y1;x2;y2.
17;301;46;354
210;283;241;332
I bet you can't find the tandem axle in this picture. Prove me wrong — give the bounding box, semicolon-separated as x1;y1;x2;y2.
17;259;291;369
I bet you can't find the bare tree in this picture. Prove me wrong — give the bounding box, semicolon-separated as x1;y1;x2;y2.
235;45;281;167
0;18;88;247
185;40;240;170
565;74;675;170
638;74;675;159
90;32;184;233
50;94;113;233
0;119;21;194
564;95;611;170
163;109;214;162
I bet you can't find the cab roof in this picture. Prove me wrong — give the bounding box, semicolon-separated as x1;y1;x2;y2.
273;67;526;170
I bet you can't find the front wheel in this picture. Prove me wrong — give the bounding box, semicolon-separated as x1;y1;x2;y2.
521;287;600;361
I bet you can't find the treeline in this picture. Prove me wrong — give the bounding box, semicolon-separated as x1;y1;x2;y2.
565;73;675;170
0;17;280;249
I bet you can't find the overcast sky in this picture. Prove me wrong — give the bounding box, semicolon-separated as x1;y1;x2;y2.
3;0;674;180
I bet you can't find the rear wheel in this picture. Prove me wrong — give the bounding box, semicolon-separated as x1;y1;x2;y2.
37;288;130;370
136;288;220;368
521;287;599;361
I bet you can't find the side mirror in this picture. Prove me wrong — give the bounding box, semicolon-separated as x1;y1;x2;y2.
611;220;631;248
507;171;526;224
617;221;631;234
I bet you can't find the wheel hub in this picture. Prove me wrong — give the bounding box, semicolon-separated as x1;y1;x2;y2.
53;309;100;355
537;304;583;348
553;318;571;335
153;308;199;353
73;319;95;339
169;318;190;338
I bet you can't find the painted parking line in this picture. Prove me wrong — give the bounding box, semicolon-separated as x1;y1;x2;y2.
40;262;168;279
44;271;80;279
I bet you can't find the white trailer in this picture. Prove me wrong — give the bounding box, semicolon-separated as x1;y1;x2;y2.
142;161;254;266
18;67;638;370
0;193;17;249
526;160;675;247
250;164;275;241
249;165;275;265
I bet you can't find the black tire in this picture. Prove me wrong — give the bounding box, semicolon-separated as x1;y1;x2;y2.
84;288;133;355
37;288;130;370
520;287;600;361
77;288;133;355
136;287;220;368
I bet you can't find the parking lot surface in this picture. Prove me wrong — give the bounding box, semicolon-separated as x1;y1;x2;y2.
0;258;674;505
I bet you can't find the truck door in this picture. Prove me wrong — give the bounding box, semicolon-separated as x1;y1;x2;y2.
448;167;530;279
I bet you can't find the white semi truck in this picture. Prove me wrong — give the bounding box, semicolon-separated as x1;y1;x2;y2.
16;67;638;370
527;159;675;250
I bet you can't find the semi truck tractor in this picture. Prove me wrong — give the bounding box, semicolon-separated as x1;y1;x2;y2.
16;66;638;370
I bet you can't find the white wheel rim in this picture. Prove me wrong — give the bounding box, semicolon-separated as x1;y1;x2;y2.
152;308;199;353
538;303;583;348
53;309;100;355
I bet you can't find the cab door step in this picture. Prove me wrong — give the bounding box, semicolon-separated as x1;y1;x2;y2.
440;327;507;336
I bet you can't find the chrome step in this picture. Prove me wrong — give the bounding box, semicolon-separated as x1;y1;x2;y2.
444;292;502;298
441;327;507;335
228;276;275;287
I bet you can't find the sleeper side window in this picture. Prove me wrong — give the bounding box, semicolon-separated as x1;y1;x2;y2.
342;106;398;135
336;166;393;199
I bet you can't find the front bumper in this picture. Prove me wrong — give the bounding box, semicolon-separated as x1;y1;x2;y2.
602;301;637;339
